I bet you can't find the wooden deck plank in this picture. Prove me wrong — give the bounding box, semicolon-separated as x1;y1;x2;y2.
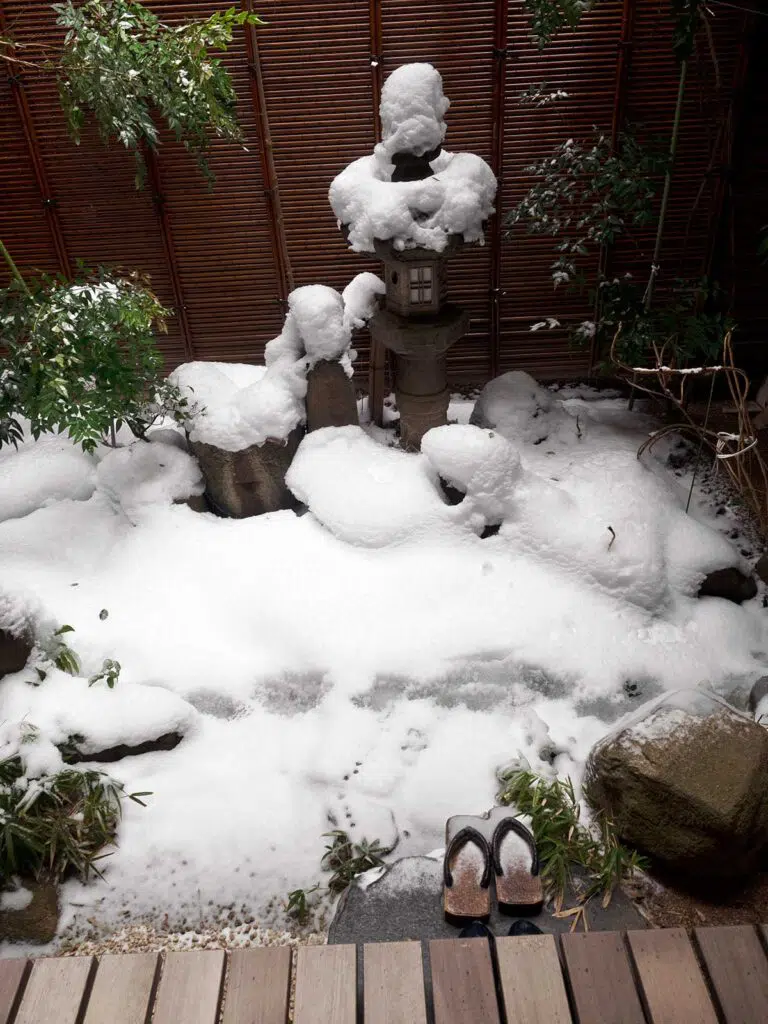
294;945;356;1024
627;928;718;1024
429;937;501;1024
695;925;768;1023
82;953;158;1024
221;948;291;1024
363;941;427;1024
14;955;94;1024
496;935;572;1024
0;960;28;1024
561;932;645;1024
152;950;225;1024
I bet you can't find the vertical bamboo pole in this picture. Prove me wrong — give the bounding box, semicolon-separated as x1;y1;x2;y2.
367;0;387;426
489;0;509;380
0;2;72;279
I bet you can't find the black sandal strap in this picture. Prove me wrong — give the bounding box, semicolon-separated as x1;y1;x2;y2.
443;826;492;889
492;817;539;878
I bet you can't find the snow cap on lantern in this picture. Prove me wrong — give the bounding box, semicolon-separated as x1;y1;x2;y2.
329;62;496;254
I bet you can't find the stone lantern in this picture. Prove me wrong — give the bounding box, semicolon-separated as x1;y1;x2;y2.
329;63;496;451
370;238;469;450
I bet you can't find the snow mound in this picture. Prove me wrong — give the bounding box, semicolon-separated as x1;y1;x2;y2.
287;426;447;546
96;443;204;512
422;425;522;524
329;63;496;253
0;433;96;523
470;371;583;445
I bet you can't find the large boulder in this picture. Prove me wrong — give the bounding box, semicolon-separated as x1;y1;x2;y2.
191;427;303;518
585;691;768;881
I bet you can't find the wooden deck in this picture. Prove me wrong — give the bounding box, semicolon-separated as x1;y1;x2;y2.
2;925;768;1023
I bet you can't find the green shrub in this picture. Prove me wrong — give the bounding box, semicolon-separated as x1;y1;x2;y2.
0;729;148;882
496;767;647;910
0;254;189;453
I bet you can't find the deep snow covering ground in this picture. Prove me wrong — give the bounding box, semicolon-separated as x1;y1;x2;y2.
0;381;766;945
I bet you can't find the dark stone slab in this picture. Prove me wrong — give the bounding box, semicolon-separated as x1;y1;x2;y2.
63;731;182;764
328;855;646;945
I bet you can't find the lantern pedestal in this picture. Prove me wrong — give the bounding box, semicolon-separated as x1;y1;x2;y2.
369;303;469;450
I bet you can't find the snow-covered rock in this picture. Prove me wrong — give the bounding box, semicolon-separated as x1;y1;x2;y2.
174;279;383;454
287;426;446;546
470;370;583;446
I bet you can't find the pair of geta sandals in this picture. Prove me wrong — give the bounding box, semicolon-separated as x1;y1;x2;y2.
443;810;542;924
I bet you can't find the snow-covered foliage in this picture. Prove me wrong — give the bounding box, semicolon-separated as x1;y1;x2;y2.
174;276;382;452
329;64;496;253
0;266;188;452
507;131;664;289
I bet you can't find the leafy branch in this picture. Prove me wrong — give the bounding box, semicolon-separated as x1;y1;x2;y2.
2;2;263;188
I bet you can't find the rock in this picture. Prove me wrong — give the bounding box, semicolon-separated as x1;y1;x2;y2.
147;428;189;451
0;628;32;680
63;730;182;764
0;879;59;944
749;677;768;714
585;693;768;880
305;360;359;432
174;493;209;513
698;567;757;604
755;554;768;585
191;427;303;518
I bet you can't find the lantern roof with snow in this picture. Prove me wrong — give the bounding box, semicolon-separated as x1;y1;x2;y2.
329;63;497;254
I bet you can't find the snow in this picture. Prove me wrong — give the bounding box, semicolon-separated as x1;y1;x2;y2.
341;272;385;331
0;887;33;913
375;63;449;162
96;443;204;514
0;379;766;946
173;280;382;453
0;432;96;523
329;64;496;252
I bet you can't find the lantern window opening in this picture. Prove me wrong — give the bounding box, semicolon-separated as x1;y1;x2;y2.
409;265;433;304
